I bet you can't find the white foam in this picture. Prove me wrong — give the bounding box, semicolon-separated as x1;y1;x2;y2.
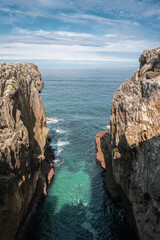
46;117;59;124
83;202;88;207
53;159;60;163
53;158;64;167
73;115;79;119
57;141;70;147
56;129;66;134
55;149;63;156
106;125;110;129
56;160;64;167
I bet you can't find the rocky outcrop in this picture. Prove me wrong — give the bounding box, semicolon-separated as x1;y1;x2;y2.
95;131;108;169
96;131;121;201
97;47;160;240
96;131;138;239
0;63;54;240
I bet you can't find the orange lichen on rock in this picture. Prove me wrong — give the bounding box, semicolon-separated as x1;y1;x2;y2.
95;131;108;169
48;167;54;185
43;183;47;196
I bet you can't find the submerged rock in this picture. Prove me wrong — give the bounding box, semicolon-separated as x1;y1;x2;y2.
0;63;54;240
96;47;160;240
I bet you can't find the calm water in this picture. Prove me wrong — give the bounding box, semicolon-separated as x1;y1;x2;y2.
29;68;135;240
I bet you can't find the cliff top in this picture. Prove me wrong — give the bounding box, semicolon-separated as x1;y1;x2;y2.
0;62;49;176
139;46;160;72
0;62;43;99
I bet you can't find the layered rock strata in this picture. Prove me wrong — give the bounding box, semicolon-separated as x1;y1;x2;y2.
96;47;160;240
0;63;54;240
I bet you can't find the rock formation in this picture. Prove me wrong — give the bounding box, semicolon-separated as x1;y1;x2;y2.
95;131;107;169
96;47;160;240
0;63;54;240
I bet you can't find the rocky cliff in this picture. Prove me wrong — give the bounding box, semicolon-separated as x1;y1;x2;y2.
0;63;54;240
96;47;160;240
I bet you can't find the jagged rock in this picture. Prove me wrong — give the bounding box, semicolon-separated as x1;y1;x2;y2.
96;47;160;240
95;131;138;239
95;131;108;169
108;47;160;240
0;63;54;240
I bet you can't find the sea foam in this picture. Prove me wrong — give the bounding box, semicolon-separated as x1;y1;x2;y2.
46;117;59;124
56;129;66;134
57;141;70;147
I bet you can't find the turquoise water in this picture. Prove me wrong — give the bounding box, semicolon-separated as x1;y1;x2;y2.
29;68;135;240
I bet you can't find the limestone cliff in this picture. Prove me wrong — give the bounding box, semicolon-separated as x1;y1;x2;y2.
0;63;54;240
96;47;160;240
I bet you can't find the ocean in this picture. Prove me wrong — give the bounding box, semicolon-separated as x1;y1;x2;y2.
28;68;136;240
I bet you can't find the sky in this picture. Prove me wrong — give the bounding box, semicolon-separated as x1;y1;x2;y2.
0;0;160;68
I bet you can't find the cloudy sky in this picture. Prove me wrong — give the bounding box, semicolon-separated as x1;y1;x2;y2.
0;0;160;67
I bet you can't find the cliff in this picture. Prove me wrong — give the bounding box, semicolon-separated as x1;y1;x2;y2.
96;47;160;240
0;63;54;240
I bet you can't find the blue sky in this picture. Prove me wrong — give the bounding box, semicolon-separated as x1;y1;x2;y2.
0;0;160;67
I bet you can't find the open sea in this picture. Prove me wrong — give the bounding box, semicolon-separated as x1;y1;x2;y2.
28;68;136;240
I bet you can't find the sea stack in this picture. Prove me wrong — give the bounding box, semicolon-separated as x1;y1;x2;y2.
96;47;160;240
0;63;54;240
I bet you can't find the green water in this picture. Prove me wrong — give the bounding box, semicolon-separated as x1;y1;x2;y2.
29;68;135;240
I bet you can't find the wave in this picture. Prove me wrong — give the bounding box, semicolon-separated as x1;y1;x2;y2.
46;117;59;124
103;125;110;130
55;149;63;156
46;117;65;124
56;128;66;134
57;141;70;147
53;158;64;167
73;115;79;119
83;202;88;207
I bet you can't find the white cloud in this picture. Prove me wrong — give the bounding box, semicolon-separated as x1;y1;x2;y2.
133;21;141;27
105;34;117;38
54;13;131;26
0;29;118;47
143;8;160;17
0;0;159;66
0;35;158;64
0;43;138;63
1;0;160;21
50;31;95;38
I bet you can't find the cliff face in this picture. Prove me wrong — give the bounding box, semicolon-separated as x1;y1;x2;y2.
96;47;160;240
107;47;160;240
0;63;54;240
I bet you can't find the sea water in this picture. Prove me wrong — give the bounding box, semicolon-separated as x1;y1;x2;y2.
29;68;136;240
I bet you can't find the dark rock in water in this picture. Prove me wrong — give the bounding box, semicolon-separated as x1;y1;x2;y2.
96;47;160;240
0;63;54;240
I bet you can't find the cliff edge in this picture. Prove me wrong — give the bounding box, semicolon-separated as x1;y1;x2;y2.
0;63;54;240
96;47;160;240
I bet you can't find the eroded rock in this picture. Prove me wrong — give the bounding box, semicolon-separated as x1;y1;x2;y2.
96;47;160;240
0;63;54;240
110;47;160;240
